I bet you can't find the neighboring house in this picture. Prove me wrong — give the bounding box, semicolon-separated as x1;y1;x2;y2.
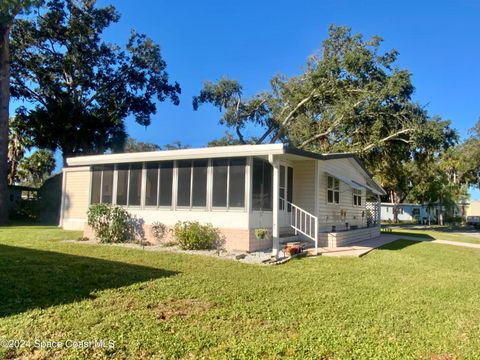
467;200;480;217
381;200;470;224
8;185;38;212
381;203;429;223
60;144;386;254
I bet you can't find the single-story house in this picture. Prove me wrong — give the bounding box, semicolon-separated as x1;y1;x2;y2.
60;144;386;254
381;200;470;224
381;203;429;223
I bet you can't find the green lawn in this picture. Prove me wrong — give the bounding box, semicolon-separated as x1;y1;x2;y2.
385;226;480;244
1;226;480;359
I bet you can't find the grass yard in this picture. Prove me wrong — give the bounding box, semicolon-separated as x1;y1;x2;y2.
1;226;480;359
385;226;480;244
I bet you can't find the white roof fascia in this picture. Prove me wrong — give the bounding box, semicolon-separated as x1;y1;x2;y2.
66;144;285;167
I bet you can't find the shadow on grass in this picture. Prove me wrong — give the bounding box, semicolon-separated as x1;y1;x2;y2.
0;244;177;318
384;230;435;240
377;239;425;251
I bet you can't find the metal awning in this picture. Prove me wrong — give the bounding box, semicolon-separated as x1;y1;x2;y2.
352;180;383;196
326;172;363;190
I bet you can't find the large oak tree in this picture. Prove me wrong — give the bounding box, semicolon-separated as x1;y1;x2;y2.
0;1;43;224
10;0;181;166
194;25;458;207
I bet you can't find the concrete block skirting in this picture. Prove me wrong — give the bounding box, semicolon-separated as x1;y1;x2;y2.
83;224;257;252
318;226;381;248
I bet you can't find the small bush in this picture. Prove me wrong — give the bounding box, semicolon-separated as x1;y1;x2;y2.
87;203;134;243
151;221;167;241
173;221;220;250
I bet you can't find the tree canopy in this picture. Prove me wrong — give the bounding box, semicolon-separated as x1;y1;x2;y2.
10;0;181;164
194;25;459;206
16;149;55;187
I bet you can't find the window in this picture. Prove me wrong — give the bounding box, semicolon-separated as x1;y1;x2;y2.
102;167;114;203
176;160;208;208
412;208;420;216
116;164;129;205
143;161;174;207
353;188;362;206
229;158;246;207
192;160;208;207
212;159;228;207
128;163;142;206
252;158;272;211
327;176;340;204
90;165;114;204
91;167;102;204
177;161;192;207
159;162;173;206
145;163;159;206
212;158;246;208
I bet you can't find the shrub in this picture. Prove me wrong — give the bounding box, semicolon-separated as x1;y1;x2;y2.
173;221;220;250
151;221;167;241
87;203;134;243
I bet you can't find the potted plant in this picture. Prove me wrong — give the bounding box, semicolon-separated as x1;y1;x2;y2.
255;228;271;240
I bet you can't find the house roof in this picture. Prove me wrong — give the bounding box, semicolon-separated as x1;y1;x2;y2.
66;143;386;195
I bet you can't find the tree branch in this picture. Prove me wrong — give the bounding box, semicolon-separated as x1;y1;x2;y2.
298;115;345;149
269;89;317;143
361;128;414;152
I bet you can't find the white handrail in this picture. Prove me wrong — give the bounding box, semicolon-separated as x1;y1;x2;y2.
280;197;318;255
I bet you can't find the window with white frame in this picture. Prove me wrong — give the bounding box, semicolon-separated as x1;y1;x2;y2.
144;161;174;207
212;158;246;208
114;163;143;206
176;160;208;208
90;165;114;204
353;188;362;206
327;176;340;204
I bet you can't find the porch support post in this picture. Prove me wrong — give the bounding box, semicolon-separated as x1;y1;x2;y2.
269;154;280;258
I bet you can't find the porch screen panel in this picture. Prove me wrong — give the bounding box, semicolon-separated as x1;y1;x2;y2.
101;166;114;203
212;159;228;207
252;159;272;211
263;161;272;210
177;161;191;207
229;158;245;207
287;167;293;212
116;164;129;205
128;163;142;206
192;160;208;207
145;163;159;206
279;165;285;210
159;162;173;206
90;167;102;204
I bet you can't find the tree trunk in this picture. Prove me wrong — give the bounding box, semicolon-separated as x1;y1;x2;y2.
0;25;10;225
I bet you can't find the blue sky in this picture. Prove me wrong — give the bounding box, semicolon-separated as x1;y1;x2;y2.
16;0;480;198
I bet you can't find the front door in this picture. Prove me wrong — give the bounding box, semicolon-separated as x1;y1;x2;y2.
279;164;293;227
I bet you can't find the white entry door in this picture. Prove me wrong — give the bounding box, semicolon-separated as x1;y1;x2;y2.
279;164;293;227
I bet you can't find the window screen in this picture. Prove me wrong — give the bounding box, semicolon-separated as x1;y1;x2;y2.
128;163;142;206
192;160;208;207
116;164;129;205
145;163;159;206
229;158;245;207
101;166;114;203
90;167;102;204
252;159;272;210
177;161;191;207
212;159;228;207
159;162;173;206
